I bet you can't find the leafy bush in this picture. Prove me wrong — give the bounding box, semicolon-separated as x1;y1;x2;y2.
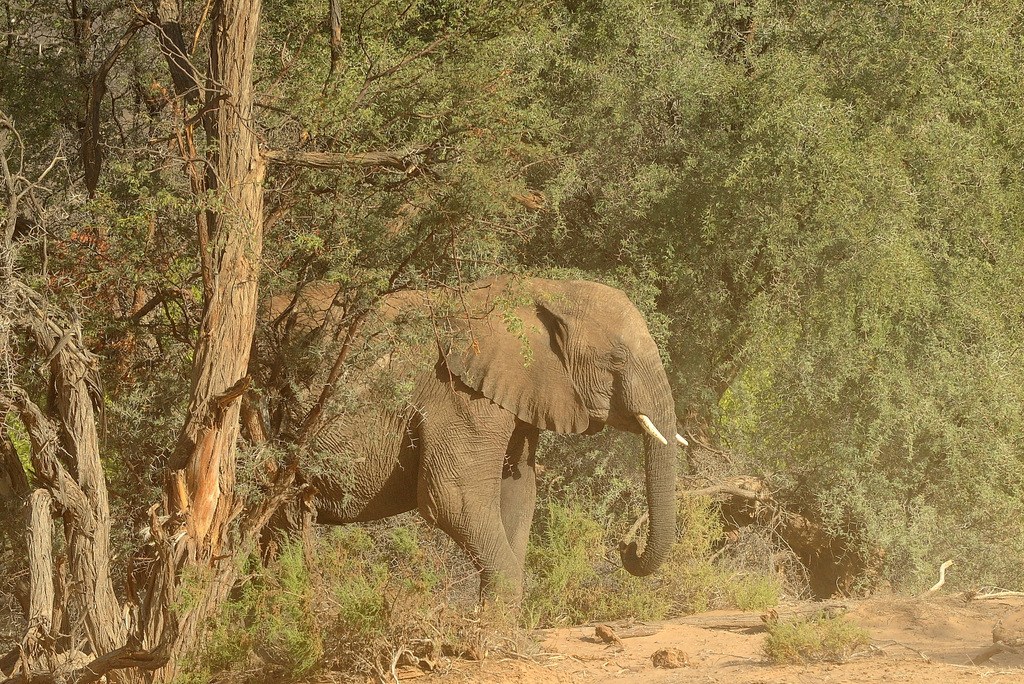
523;478;780;627
523;498;676;626
185;480;783;681
762;612;870;664
725;574;781;612
177;519;500;683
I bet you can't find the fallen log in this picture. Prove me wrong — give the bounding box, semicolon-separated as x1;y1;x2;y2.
616;625;662;639
670;601;850;631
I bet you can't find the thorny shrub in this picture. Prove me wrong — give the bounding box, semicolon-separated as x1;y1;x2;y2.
176;518;510;683
761;611;870;664
524;494;780;628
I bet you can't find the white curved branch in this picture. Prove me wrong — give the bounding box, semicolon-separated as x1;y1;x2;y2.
923;560;954;595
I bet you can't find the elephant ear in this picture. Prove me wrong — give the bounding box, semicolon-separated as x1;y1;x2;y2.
444;298;590;433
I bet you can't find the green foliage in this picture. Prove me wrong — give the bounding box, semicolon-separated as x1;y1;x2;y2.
179;521;488;682
174;600;253;684
2;415;30;472
525;433;780;627
726;575;780;612
524;0;1024;593
762;612;870;664
257;0;556;305
524;498;645;626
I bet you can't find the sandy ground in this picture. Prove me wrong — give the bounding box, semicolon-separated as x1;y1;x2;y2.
401;593;1024;683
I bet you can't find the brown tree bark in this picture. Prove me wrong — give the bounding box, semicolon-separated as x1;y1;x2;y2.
327;0;344;82
150;0;267;678
53;343;125;656
169;0;265;559
25;490;55;636
4;104;132;672
0;431;29;500
151;0;200;101
10;351;126;659
0;277;177;684
81;18;145;197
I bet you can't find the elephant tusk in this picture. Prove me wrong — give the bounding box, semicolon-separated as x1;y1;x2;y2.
676;433;689;447
635;414;668;445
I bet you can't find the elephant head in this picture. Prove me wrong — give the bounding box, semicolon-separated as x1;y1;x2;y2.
444;276;679;577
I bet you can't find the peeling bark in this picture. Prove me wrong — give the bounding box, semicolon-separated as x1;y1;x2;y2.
151;0;267;677
25;490;54;634
10;337;125;658
168;0;265;551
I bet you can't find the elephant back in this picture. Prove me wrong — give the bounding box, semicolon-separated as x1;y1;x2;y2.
257;282;446;438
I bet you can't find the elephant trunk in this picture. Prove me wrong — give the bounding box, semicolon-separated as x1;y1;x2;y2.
619;408;677;577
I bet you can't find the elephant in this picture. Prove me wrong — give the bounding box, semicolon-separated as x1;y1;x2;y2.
259;275;682;598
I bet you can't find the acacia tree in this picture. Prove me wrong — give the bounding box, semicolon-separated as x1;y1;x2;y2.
142;0;274;678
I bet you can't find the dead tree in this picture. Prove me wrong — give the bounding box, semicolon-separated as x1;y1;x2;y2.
1;257;170;683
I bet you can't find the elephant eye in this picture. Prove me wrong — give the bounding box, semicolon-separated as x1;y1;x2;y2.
609;348;628;368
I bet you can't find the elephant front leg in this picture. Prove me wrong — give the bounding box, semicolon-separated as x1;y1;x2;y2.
501;421;540;569
416;401;523;599
421;469;525;599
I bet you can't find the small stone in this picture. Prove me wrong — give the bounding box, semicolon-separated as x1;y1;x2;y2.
652;647;690;668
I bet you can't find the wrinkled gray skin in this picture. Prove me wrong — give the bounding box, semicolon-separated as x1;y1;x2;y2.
265;276;678;598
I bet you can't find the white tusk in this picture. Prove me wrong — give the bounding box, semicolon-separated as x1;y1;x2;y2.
676;433;689;447
635;414;668;445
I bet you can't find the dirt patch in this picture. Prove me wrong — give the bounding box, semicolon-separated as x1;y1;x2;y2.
378;594;1024;683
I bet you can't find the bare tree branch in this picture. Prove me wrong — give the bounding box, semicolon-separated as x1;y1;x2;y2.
263;147;426;172
684;482;767;501
8;391;97;537
82;16;146;197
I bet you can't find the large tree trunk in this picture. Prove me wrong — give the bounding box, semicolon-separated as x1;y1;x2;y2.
5;290;152;683
51;334;125;655
149;0;266;678
3;0;276;671
168;0;265;558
